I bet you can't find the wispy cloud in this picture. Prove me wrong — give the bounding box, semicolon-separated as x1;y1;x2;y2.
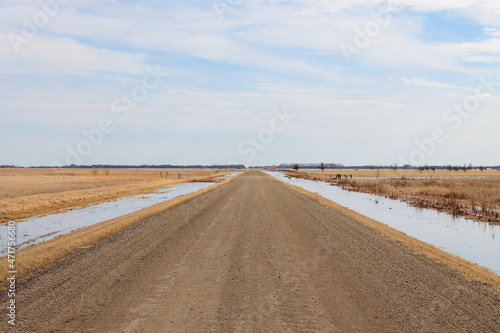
401;77;465;89
0;33;146;75
430;38;500;64
1;0;499;166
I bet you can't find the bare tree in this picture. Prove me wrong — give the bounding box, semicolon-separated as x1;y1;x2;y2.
292;164;300;172
318;162;325;172
431;166;436;172
391;163;398;172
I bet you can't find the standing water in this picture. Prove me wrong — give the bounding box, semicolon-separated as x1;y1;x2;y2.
266;171;500;275
0;182;215;256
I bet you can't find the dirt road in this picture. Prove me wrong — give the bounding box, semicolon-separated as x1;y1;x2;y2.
1;170;499;332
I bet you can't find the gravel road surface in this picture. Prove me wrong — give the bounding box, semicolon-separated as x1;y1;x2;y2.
1;170;499;332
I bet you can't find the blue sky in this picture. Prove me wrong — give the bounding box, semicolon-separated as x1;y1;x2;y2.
1;0;499;167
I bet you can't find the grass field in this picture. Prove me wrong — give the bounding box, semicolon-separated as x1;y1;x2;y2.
282;169;500;225
0;168;234;223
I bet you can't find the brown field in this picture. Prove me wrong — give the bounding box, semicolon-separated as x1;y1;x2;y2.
282;169;500;225
0;168;235;223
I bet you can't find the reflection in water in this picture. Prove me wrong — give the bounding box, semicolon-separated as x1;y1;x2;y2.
214;172;243;179
266;171;500;275
0;182;215;255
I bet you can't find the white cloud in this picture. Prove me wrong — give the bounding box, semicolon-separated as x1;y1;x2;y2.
0;33;146;76
427;37;500;68
1;0;500;165
433;38;500;56
400;0;498;12
401;77;464;89
1;0;496;77
484;27;500;37
465;55;500;63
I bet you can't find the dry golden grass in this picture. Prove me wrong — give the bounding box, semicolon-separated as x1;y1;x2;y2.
0;171;247;288
274;176;500;296
0;168;228;199
284;170;500;225
0;168;235;223
335;178;500;224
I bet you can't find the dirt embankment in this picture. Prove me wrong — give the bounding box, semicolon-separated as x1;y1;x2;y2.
1;170;498;332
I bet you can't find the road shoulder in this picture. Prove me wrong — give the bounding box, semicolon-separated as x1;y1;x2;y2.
0;171;248;288
266;171;500;296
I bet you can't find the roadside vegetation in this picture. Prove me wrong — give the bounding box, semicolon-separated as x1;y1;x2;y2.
0;168;233;223
292;167;500;178
283;168;500;225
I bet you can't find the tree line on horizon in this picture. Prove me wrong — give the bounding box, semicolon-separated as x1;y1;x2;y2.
274;163;500;172
1;164;247;169
2;163;499;171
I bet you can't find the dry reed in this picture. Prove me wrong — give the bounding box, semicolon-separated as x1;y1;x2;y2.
285;172;500;225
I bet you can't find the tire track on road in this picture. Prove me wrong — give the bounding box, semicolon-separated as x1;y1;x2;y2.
1;170;498;332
